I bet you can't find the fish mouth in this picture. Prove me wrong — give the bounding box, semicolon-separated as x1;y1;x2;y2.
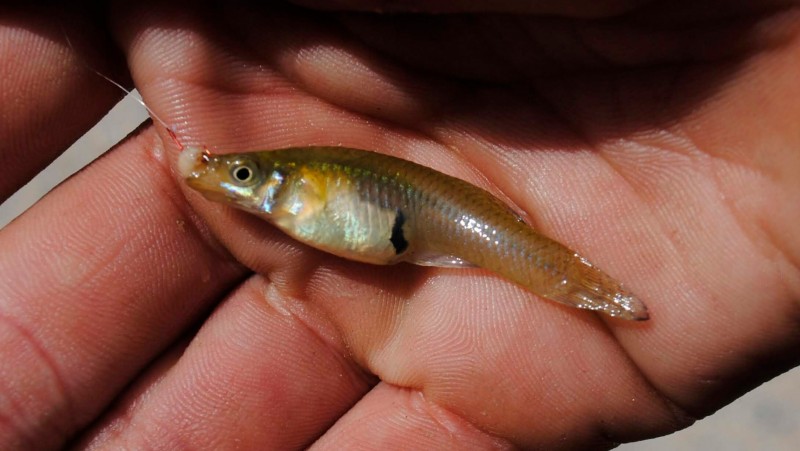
177;146;240;204
178;146;221;197
178;146;211;180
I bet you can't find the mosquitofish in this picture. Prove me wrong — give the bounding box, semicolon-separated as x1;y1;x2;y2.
178;146;648;320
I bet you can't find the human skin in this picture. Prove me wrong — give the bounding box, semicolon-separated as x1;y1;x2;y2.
1;1;799;449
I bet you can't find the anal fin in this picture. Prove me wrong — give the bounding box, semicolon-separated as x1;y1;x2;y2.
407;252;477;268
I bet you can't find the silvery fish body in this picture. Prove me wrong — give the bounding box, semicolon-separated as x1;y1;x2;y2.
179;146;648;320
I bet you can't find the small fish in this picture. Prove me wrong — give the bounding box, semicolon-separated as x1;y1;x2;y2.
178;146;648;320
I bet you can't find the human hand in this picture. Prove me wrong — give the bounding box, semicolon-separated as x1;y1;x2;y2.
2;1;799;449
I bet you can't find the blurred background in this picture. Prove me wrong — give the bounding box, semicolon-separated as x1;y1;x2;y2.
0;94;797;449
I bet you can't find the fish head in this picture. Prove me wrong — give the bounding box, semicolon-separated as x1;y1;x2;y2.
178;146;285;215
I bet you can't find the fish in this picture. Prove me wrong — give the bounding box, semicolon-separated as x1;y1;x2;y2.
178;145;649;321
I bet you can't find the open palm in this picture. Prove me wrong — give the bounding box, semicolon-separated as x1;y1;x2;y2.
2;1;799;449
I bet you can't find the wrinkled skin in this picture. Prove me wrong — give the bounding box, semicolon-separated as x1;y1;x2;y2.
1;1;799;449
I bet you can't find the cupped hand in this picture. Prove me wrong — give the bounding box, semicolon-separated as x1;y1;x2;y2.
1;1;799;449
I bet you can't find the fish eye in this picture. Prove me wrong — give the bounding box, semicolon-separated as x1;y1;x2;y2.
234;166;252;181
230;161;258;184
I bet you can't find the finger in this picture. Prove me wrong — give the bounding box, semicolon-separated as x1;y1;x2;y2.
0;127;247;449
78;276;373;449
0;5;126;203
75;336;192;449
312;383;513;450
291;0;651;17
226;4;799;116
286;265;690;448
333;8;797;82
118;2;462;155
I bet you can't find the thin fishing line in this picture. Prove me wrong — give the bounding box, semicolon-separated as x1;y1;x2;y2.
60;25;183;149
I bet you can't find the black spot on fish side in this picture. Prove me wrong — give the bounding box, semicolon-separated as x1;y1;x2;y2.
390;210;408;254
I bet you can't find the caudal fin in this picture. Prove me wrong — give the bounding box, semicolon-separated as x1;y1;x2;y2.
549;255;649;321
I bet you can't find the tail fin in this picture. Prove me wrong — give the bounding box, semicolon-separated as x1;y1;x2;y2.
550;255;649;321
